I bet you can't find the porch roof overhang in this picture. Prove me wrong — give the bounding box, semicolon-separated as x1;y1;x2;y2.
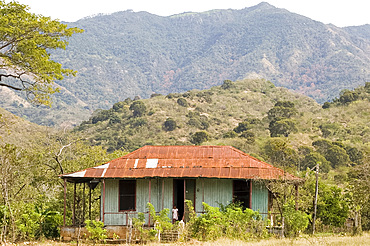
61;146;302;183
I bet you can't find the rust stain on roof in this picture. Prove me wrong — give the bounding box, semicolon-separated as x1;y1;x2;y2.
62;146;300;180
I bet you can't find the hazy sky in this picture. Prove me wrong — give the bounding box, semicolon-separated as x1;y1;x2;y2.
11;0;370;27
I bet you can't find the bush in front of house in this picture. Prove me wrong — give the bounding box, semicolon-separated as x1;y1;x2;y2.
85;219;108;244
185;200;268;241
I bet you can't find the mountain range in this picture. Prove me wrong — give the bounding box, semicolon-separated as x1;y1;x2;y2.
1;2;369;126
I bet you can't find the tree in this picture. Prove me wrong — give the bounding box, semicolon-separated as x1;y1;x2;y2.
239;130;255;144
312;139;350;168
317;185;349;227
264;138;298;169
325;145;350;168
269;118;298;137
190;131;209;145
348;156;370;230
339;90;359;104
220;79;234;90
301;152;330;173
299;172;350;230
0;1;83;105
129;101;146;117
345;147;364;165
233;121;250;133
163;118;177;131
322;102;331;109
177;98;188;107
267;101;298;137
267;101;298;121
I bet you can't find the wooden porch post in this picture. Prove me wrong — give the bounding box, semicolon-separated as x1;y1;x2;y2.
82;182;86;224
73;182;76;226
63;179;67;227
102;179;106;223
249;180;252;209
161;179;164;210
89;183;92;220
183;179;186;220
202;179;205;212
295;184;299;211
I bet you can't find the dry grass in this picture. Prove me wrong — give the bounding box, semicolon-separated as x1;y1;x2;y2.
12;233;370;246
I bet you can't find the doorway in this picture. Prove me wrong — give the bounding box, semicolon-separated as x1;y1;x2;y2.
173;179;195;221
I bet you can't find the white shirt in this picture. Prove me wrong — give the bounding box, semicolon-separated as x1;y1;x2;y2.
172;208;179;220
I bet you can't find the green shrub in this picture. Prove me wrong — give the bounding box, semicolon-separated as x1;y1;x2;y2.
283;199;310;237
190;131;209;145
187;202;268;241
240;130;255;143
151;93;163;98
129;101;147;117
221;80;234;90
223;131;238;138
130;118;147;128
234;121;250;133
16;203;62;240
85;220;107;244
112;101;125;112
177;98;188;107
147;203;173;232
163;118;177;131
133;204;173;242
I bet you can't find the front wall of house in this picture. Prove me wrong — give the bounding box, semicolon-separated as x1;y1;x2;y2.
102;179;173;225
102;178;269;225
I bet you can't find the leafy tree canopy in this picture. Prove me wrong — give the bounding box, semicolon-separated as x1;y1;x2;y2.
163;118;177;131
301;152;330;173
190;131;210;145
129;101;147;117
0;1;83;105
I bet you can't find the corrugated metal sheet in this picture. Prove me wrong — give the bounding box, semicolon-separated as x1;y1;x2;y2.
251;181;268;218
62;146;300;181
195;179;233;211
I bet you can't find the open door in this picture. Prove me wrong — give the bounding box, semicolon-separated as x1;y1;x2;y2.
173;179;195;222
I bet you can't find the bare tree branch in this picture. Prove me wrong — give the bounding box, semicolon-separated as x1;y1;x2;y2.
0;83;22;91
54;140;79;174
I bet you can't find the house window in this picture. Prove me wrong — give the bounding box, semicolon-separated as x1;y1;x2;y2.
233;180;251;209
119;180;136;211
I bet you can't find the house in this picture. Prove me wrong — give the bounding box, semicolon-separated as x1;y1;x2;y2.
61;145;300;231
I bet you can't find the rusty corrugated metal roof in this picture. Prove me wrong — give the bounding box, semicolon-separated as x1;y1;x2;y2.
61;145;300;181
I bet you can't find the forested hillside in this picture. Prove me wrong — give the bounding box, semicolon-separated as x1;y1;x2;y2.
74;78;369;164
2;2;370;126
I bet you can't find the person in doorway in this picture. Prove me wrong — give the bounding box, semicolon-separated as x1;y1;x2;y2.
172;205;179;223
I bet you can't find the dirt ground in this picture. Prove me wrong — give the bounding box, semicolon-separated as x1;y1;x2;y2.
9;232;370;246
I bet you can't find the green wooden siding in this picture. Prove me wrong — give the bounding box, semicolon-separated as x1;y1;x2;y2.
251;181;269;218
102;178;174;226
162;178;173;214
137;179;174;219
102;178;268;225
101;179;123;225
195;179;233;213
